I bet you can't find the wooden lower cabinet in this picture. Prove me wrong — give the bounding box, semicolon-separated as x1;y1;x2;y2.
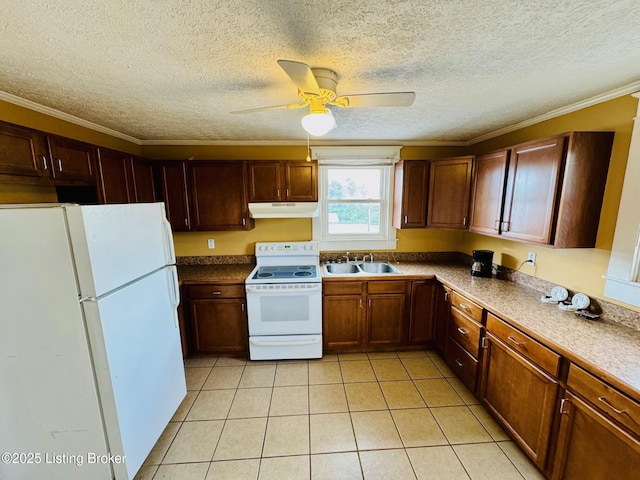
479;329;559;471
552;391;640;479
407;280;437;346
322;280;409;351
323;294;364;350
433;284;450;355
185;283;248;356
367;293;405;347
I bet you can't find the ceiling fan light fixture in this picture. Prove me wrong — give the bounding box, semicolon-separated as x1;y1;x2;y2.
301;108;336;137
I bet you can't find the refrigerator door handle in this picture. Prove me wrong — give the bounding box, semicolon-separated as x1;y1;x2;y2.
162;214;176;265
167;267;180;328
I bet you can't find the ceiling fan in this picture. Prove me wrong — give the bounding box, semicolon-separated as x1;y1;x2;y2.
230;60;416;136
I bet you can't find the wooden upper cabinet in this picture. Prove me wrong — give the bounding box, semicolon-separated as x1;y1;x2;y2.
501;132;613;247
159;161;191;231
427;156;473;229
393;160;429;228
46;136;96;182
0;122;49;177
285;161;317;201
502;137;565;244
248;161;282;201
247;160;317;202
130;157;156;203
96;148;133;204
469;150;509;236
189;161;254;231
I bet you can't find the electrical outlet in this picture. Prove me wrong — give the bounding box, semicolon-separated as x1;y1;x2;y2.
207;239;215;249
527;252;536;265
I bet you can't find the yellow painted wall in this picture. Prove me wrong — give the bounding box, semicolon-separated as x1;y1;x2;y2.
462;94;638;311
0;183;57;203
0;99;140;154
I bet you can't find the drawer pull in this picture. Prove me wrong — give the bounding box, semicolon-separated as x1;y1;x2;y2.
212;291;222;295
507;336;527;350
455;359;463;367
456;327;469;336
459;302;472;312
598;396;627;416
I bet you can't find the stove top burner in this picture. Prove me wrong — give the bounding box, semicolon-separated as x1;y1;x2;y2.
294;271;313;277
250;264;319;282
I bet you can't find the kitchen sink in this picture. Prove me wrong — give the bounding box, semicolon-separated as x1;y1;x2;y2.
322;262;401;276
324;263;362;274
358;262;401;274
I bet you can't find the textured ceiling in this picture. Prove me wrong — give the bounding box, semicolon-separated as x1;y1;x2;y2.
1;0;640;143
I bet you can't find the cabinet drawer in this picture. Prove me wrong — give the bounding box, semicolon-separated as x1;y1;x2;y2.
323;281;364;295
486;313;560;377
450;291;483;323
568;364;640;435
449;307;482;358
445;336;478;392
188;284;245;299
367;280;407;294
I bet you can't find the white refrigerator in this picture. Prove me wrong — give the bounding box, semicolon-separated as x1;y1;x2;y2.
0;203;186;480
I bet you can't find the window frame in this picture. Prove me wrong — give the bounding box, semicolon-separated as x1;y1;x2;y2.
311;146;401;251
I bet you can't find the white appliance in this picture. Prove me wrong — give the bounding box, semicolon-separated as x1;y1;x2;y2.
245;241;322;360
0;203;186;480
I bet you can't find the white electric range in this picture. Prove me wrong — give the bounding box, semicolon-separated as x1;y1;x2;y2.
245;241;322;360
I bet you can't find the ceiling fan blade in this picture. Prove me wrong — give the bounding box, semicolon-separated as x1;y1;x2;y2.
230;103;306;114
335;92;416;108
277;60;321;96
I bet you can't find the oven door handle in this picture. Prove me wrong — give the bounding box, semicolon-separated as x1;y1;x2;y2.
250;338;320;347
245;284;322;293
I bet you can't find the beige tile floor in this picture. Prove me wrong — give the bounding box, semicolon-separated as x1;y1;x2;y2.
134;350;546;480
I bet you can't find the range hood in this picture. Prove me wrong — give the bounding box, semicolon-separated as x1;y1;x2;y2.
248;202;319;218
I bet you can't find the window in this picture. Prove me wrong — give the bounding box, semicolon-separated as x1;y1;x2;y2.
604;92;640;307
311;146;400;251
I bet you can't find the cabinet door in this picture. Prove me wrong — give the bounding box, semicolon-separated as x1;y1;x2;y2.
479;333;558;470
552;392;640;480
323;295;363;350
130;157;156;203
393;160;429;228
159;161;191;231
46;136;96;182
285;161;317;201
367;294;406;347
190;299;248;355
0;122;49;177
190;162;253;230
427;156;473;229
433;284;450;356
248;161;282;202
502;137;565;244
96;148;133;204
408;280;436;346
469;150;509;235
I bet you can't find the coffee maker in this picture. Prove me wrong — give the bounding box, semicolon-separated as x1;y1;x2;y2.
471;250;494;278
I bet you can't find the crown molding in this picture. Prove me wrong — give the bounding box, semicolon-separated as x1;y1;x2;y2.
3;81;640;148
467;80;640;145
0;90;141;145
137;138;467;147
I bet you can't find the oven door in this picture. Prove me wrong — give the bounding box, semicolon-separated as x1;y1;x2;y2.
245;283;322;336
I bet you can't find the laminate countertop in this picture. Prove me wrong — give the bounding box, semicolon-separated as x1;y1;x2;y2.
178;261;640;401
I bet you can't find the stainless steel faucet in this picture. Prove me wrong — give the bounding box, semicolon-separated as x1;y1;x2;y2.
362;253;374;263
343;252;352;263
